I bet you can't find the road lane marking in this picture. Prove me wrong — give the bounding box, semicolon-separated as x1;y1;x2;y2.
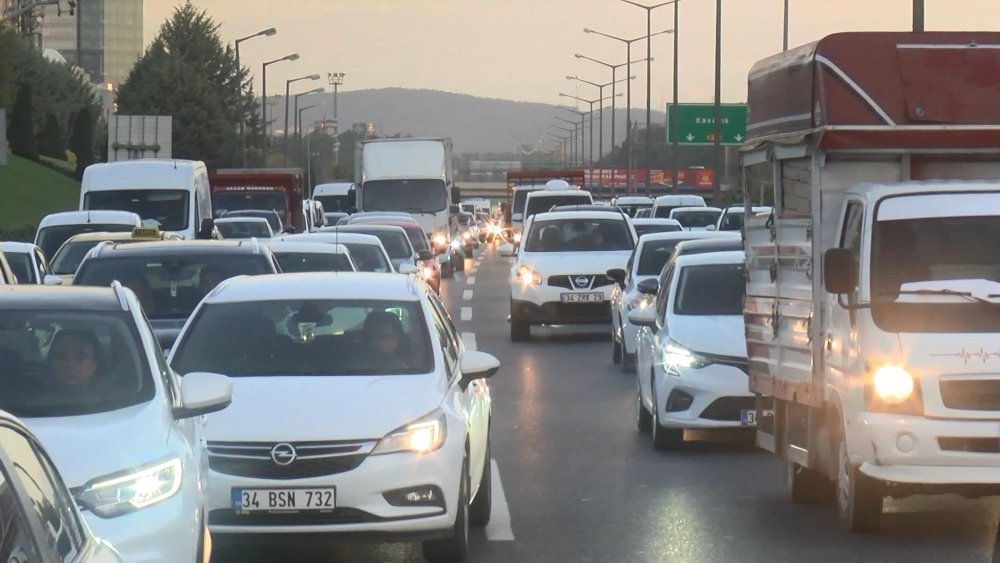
461;332;477;351
463;290;473;300
467;276;476;285
461;307;472;321
486;459;514;541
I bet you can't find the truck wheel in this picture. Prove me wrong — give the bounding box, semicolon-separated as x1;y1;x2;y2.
836;433;883;532
786;461;833;503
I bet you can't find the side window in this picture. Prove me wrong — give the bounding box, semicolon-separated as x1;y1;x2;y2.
426;297;459;375
141;310;180;407
841;202;864;289
0;427;82;561
0;465;41;562
656;265;675;324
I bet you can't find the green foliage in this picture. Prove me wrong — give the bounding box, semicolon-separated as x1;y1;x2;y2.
116;4;263;171
9;84;38;160
0;155;80;236
70;108;96;180
37;114;66;159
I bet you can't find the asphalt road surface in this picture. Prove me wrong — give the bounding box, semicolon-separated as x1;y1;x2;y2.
215;243;1000;563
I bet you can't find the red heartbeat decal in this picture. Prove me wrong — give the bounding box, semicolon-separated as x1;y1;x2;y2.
931;348;1000;364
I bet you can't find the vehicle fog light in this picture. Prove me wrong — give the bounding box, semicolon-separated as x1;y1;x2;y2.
896;432;916;453
383;485;445;508
665;389;694;412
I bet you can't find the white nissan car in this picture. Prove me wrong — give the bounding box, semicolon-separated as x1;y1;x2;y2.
631;251;752;449
502;210;636;341
168;273;499;562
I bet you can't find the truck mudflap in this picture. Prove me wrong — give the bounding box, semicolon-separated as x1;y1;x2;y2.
754;395;777;453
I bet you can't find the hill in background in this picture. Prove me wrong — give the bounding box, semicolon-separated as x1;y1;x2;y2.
0;156;80;237
272;87;666;155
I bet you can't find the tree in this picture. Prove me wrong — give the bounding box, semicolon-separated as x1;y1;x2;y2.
9;84;38;160
37;114;66;159
116;4;262;170
71;108;95;180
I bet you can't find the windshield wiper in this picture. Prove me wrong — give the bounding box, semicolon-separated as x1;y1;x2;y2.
883;288;1000;306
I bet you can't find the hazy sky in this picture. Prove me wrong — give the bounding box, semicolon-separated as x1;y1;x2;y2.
145;0;1000;112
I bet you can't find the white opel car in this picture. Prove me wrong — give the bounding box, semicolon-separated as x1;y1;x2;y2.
0;284;233;562
631;251;752;449
609;231;740;372
502;210;636;341
669;206;724;231
168;273;499;562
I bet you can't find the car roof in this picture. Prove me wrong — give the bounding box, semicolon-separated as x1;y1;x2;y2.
216;217;271;224
630;218;681;226
324;225;409;235
654;195;705;204
223;209;279;217
723;206;772;212
265;241;349;254
548;204;624;214
531;210;628;222
62;230;181;244
673;237;745;253
206;272;423;303
0;285;128;311
279;233;384;246
671;206;722;213
673;250;745;268
614;196;654;204
0;242;39;253
85;239;267;258
637;231;740;244
37;210;141;228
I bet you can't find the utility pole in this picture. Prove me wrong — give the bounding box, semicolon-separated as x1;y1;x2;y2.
671;0;681;193
712;0;723;197
783;0;789;51
327;72;345;166
913;0;924;32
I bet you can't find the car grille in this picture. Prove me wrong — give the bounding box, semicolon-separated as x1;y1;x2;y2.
700;397;755;421
938;437;1000;454
547;274;615;290
207;440;376;480
939;379;1000;411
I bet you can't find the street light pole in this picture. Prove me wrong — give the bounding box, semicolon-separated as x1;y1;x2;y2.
913;0;924;31
560;93;622;170
294;88;325;158
783;0;789;50
575;54;649;164
261;53;299;165
713;0;723;197
552;122;576;166
621;0;678;194
234;27;276;167
298;104;317;189
327;72;345;165
566;75;630;162
283;74;321;166
671;0;681;193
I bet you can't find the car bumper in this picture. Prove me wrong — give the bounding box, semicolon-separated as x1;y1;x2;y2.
510;298;611;325
84;493;201;563
655;363;754;429
848;413;1000;486
206;437;463;537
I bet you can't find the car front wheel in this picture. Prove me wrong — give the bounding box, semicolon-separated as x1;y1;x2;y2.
469;436;492;526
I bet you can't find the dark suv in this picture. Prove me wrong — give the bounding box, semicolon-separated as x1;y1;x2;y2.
73;239;280;348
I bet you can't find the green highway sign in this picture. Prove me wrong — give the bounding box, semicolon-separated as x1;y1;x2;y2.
667;103;748;145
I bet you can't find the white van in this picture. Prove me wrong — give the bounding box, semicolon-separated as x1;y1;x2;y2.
312;182;355;213
651;194;706;219
34;210;143;259
522;181;593;223
80;160;213;240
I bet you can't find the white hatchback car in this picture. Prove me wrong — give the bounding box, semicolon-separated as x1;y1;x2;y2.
669;207;724;231
0;284;233;562
631;251;752;449
609;231;741;372
502;210;636;341
278;232;395;274
168;273;499;562
266;240;357;273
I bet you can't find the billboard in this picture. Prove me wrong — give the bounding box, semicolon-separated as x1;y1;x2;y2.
584;168;715;190
108;115;172;161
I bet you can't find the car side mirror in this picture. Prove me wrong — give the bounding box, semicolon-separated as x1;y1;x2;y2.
636;278;659;295
459;350;499;389
197;218;215;240
706;224;717;231
606;268;627;287
174;372;232;419
824;248;857;295
499;243;516;257
43;274;63;286
417;250;434;261
511;213;523;222
627;307;658;328
398;263;418;275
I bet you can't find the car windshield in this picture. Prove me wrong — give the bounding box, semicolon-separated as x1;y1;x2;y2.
274;252;353;273
315;195;353;213
361;179;446;214
35;224;134;259
50;240;105;275
73;255;271;319
5;253;34;284
719;211;745;231
171;300;433;376
674;263;745;315
637;240;684;276
525;219;632;252
85;190;190;231
216;220;272;239
634;223;682;237
617;204;652;218
672;210;722;228
222;210;281;232
0;311;154;417
212;192;287;220
653;206;682;218
525;195;590;219
341;243;391;273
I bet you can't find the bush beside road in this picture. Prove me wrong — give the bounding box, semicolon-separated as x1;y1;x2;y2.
0;155;79;240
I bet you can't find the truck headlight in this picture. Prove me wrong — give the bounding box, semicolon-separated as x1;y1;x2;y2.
433;233;448;247
76;458;182;518
872;365;914;403
516;264;542;286
658;340;711;372
372;410;447;455
513;232;522;243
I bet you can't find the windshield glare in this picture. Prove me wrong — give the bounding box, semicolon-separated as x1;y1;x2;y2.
51;241;104;275
361;179;446;214
86;190;190;232
674;264;745;315
171;300;433;376
637;241;683;276
0;311;154;417
274;252;353;273
618;204;652;218
212;192;287;220
36;224;134;259
74;255;271;319
525;219;632;252
525;195;591;218
634;224;682;237
673;210;722;228
341;243;391;273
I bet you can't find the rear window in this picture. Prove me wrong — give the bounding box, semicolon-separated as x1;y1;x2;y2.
341;243;391;273
5;253;34;284
73;254;273;319
346;230;412;259
672;210;722;228
525;194;591;218
637;241;683;276
634;223;682;237
525;218;632;252
217;221;272;239
673;263;745;315
274;252;353;273
400;225;431;252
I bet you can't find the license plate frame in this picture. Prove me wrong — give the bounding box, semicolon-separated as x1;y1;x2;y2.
740;409;757;426
232;487;336;514
560;292;604;303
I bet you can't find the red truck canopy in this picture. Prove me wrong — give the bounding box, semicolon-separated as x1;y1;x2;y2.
210;170;305;232
747;32;1000;150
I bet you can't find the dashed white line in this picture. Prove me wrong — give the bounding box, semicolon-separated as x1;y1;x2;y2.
461;307;472;321
460;332;477;351
463;290;473;300
485;459;514;541
466;276;476;285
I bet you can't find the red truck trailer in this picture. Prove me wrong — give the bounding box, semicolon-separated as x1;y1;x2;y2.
210;168;305;233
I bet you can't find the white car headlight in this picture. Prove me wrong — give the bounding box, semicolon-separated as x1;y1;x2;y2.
628;293;654;311
433;233;448;247
372;410;447;455
872;365;914;403
513;232;522;243
451;239;462;250
76;458;182;518
658;340;711;372
516;264;542;286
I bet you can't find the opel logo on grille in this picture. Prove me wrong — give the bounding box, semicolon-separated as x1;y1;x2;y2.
270;443;297;466
574;275;591;288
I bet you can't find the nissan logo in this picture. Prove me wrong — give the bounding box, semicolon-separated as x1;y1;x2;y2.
270;443;297;466
574;276;590;287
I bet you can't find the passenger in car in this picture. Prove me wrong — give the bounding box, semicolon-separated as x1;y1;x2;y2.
363;311;410;368
47;329;101;391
